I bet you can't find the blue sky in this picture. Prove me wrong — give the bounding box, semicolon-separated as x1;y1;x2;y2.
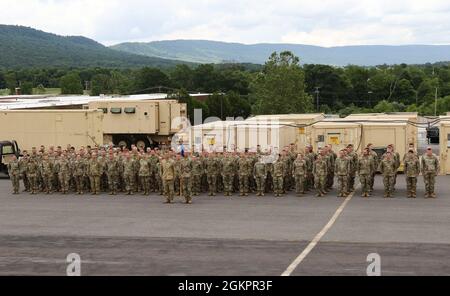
1;0;450;46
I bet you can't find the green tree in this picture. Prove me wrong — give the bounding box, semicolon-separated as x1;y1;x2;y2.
205;92;231;120
226;91;251;119
60;72;83;94
250;51;313;114
134;67;170;93
90;74;113;96
170;64;194;90
20;81;33;94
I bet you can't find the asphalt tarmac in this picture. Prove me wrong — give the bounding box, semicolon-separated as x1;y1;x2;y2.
0;175;449;276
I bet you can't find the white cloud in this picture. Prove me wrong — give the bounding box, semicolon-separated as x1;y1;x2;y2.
0;0;449;46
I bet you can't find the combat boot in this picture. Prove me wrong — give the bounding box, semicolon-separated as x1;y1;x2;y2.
431;193;436;198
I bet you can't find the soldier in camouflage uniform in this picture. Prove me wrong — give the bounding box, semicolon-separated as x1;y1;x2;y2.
19;153;30;192
253;157;267;196
149;150;159;192
7;155;20;194
367;144;379;193
105;153;119;195
238;153;252;196
27;157;39;195
123;153;135;195
357;148;374;197
73;154;86;194
273;156;285;197
221;153;235;196
378;152;396;198
191;155;203;196
40;154;54;194
313;154;328;197
304;146;316;192
161;154;175;203
383;145;400;190
421;147;439;198
346;144;358;192
87;153;102;195
173;154;182;196
180;152;193;203
138;154;151;195
132;148;140;193
404;149;420;198
325;145;336;191
335;150;351;197
292;153;307;196
56;153;71;194
206;152;219;196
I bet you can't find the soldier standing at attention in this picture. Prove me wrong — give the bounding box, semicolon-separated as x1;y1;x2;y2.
105;153;119;195
346;144;358;192
56;153;71;194
27;157;39;195
19;153;30;192
335;150;351;197
325;145;337;191
161;153;175;203
191;155;203;196
173;154;182;196
367;143;379;193
221;153;235;196
123;153;135;195
421;147;440;198
253;157;267;196
378;152;396;198
40;154;54;194
313;153;328;197
292;153;307;196
206;152;219;196
138;154;151;195
88;153;102;195
357;148;374;197
73;154;86;195
180;152;193;203
404;149;420;198
273;155;285;197
7;155;20;194
238;153;251;196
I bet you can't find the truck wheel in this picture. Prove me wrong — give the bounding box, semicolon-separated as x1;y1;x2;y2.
135;137;150;149
114;136;131;149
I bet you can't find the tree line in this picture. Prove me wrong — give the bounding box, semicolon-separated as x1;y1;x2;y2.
1;52;449;118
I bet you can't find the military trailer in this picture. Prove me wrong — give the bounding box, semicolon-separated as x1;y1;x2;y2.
0;110;104;152
310;120;363;152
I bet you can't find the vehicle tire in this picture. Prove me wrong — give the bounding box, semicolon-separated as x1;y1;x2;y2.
114;136;132;149
135;136;151;150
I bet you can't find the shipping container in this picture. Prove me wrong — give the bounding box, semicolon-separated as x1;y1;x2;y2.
439;116;450;174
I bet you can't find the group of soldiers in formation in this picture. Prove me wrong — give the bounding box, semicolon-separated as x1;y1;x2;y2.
7;141;440;203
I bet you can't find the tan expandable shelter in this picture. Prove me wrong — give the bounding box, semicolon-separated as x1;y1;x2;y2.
0;110;104;151
439;116;450;174
185;120;298;153
310;120;363;152
245;113;325;151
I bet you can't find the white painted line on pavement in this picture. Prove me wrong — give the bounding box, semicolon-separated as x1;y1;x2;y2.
281;188;356;276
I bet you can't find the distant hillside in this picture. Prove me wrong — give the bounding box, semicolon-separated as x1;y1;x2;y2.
0;25;192;69
111;39;450;66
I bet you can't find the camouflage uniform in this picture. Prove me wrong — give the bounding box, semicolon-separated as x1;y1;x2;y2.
357;154;374;197
292;157;307;195
421;153;439;198
305;151;316;191
368;150;379;192
206;156;219;196
132;154;140;192
221;156;235;196
180;157;193;203
313;157;328;197
173;158;181;196
40;157;54;193
27;159;39;194
73;158;86;194
19;156;29;192
273;160;285;197
149;155;159;192
106;157;120;195
238;156;252;196
378;157;396;197
253;161;266;196
347;151;358;192
7;158;20;194
161;158;175;203
138;157;151;195
404;154;420;198
335;156;351;197
123;157;135;195
55;156;71;194
87;157;102;195
191;157;203;196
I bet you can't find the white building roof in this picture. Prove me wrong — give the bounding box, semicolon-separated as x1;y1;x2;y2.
0;93;209;110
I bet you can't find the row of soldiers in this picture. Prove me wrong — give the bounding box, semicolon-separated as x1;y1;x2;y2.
7;142;440;203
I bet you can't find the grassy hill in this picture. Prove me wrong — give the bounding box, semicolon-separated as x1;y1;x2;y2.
111;39;450;66
0;25;192;69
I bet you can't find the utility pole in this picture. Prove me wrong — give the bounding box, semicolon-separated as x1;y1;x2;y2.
314;87;320;112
